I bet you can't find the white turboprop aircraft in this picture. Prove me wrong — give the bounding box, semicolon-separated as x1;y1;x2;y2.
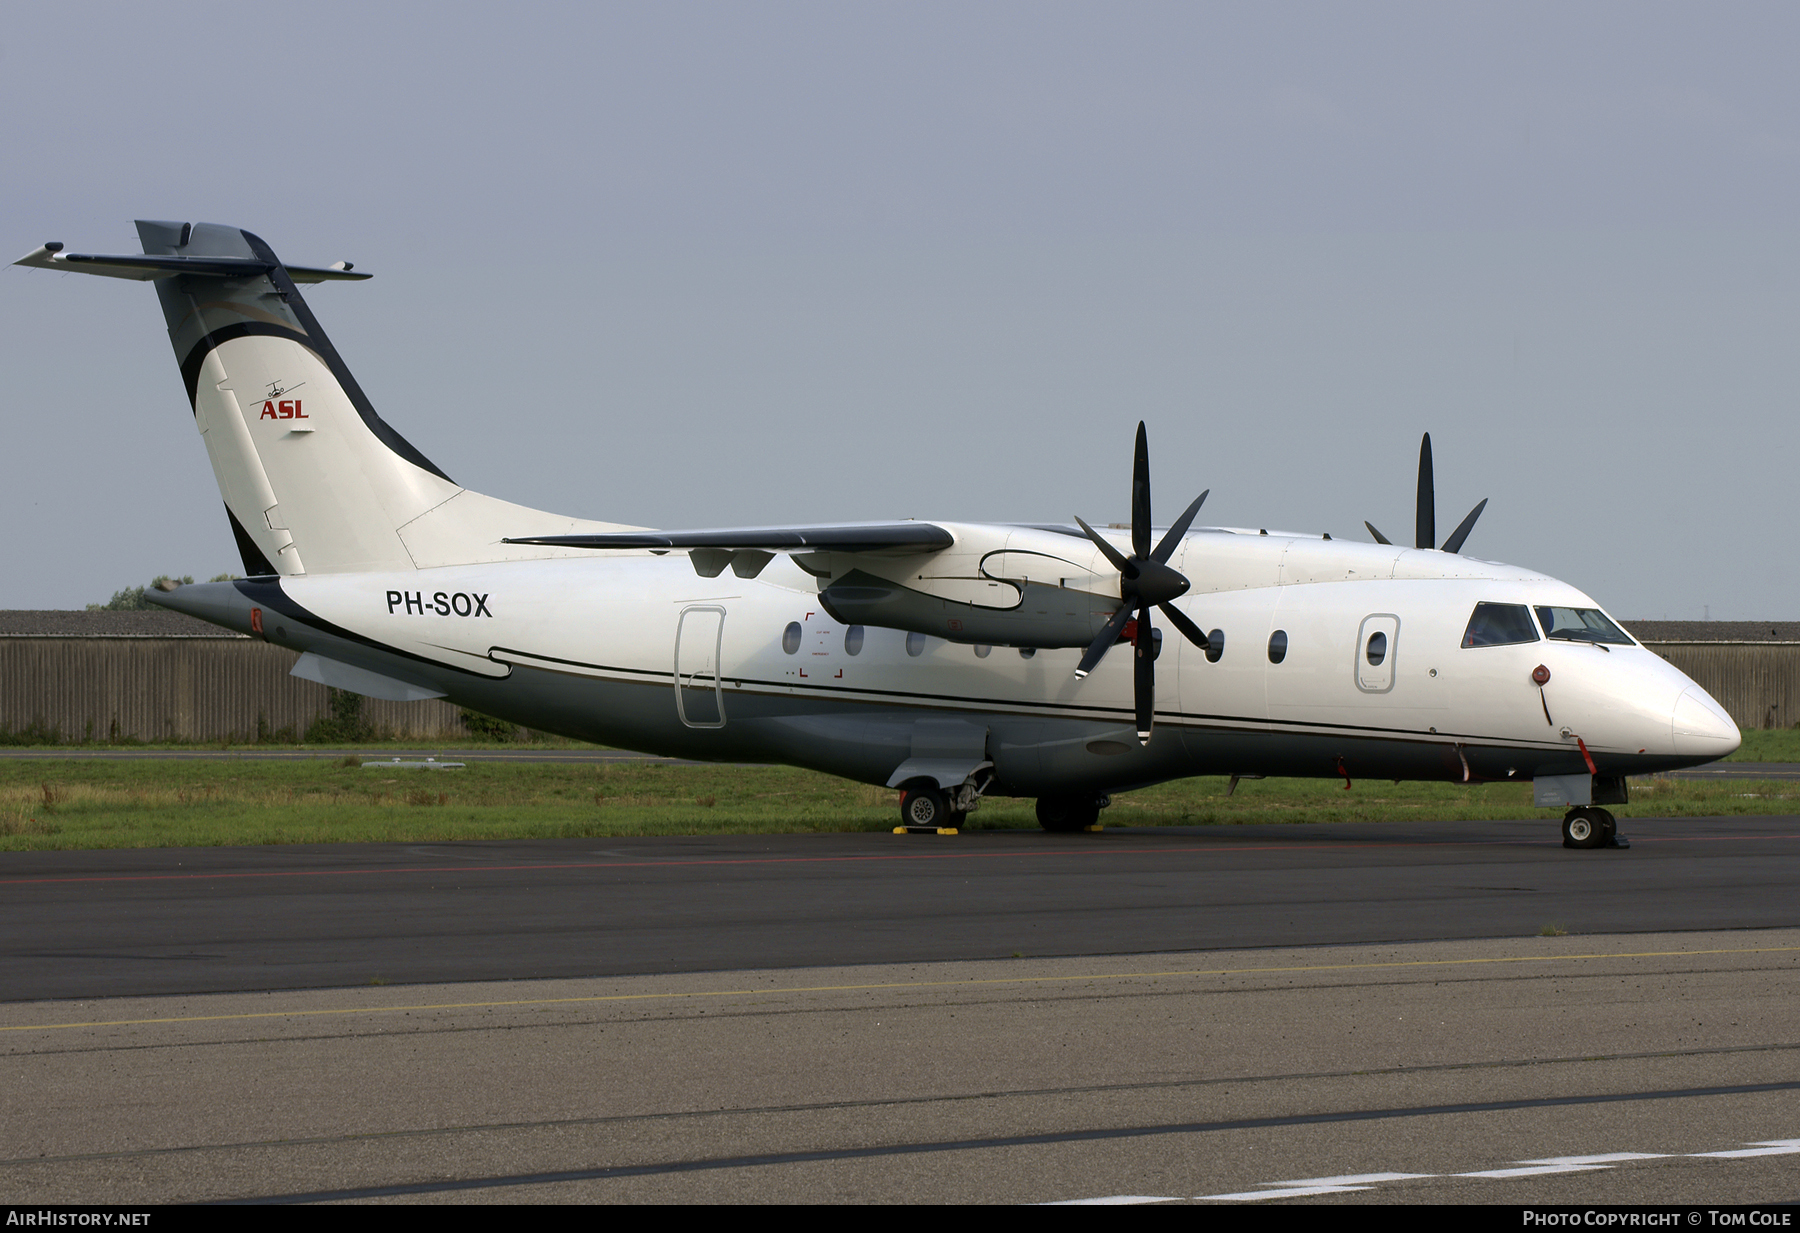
16;222;1741;847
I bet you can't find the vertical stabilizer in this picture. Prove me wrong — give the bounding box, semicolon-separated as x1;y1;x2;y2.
141;220;461;575
18;221;645;572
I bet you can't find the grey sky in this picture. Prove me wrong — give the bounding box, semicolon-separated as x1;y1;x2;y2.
3;2;1796;617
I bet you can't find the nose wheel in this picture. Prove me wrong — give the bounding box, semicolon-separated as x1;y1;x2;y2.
1562;807;1627;850
896;782;971;833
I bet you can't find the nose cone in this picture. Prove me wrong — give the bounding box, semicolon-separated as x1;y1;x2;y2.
1673;686;1741;759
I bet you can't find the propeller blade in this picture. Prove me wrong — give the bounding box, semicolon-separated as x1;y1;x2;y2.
1131;421;1152;560
1415;432;1435;550
1134;607;1155;743
1364;521;1393;546
1150;490;1209;564
1074;604;1134;678
1158;601;1209;649
1440;497;1488;554
1073;514;1135;579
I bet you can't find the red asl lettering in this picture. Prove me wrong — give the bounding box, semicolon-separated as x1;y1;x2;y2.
278;400;296;419
260;401;277;419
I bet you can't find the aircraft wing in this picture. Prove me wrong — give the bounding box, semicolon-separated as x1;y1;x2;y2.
503;522;954;554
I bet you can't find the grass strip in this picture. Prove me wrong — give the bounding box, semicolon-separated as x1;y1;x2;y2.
0;758;1793;851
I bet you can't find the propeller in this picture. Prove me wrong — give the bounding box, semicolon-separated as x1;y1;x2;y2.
1363;432;1489;554
1072;422;1212;745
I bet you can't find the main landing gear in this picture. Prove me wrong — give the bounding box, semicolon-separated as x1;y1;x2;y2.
1562;806;1628;850
1035;795;1111;833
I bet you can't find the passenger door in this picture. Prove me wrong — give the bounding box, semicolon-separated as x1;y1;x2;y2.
674;605;726;728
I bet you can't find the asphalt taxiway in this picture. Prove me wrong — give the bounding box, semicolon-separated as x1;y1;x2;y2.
3;816;1796;1000
3;933;1796;1205
2;816;1796;1204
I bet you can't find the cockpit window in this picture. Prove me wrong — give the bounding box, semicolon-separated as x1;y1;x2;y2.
1462;602;1539;648
1534;606;1634;646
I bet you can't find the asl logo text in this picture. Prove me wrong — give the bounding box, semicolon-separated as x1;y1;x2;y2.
260;400;307;420
387;590;492;618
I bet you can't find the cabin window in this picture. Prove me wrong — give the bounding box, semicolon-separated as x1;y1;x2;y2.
1461;602;1538;648
1535;606;1634;646
1268;630;1288;664
844;625;865;656
782;622;802;655
1205;629;1224;663
906;631;927;657
1366;630;1387;666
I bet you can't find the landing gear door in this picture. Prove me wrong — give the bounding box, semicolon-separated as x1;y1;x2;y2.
675;605;726;728
1355;613;1400;694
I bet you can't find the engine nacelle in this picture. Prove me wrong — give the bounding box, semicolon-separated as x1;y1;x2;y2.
818;568;1118;648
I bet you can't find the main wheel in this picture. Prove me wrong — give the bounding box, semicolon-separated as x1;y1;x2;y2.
1036;795;1101;833
1598;808;1617;844
900;783;950;829
1562;807;1606;850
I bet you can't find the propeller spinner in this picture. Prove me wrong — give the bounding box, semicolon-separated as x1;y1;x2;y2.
1072;422;1211;746
1363;432;1489;554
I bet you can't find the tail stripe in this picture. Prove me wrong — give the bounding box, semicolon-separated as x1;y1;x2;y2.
226;504;280;576
240;231;454;484
179;322;311;411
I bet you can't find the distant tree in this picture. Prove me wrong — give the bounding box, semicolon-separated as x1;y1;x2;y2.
305;689;376;743
86;575;194;611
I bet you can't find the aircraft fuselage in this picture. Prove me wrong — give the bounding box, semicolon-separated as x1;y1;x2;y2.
178;523;1736;799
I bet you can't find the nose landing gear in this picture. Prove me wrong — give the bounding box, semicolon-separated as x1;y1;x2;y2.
1562;806;1628;850
895;771;992;833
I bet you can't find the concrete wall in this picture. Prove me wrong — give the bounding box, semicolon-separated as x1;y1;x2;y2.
0;637;463;742
1645;643;1800;732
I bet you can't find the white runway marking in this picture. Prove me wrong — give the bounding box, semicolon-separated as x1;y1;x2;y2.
1193;1184;1388;1201
1689;1139;1800;1158
1456;1151;1670;1179
1452;1164;1614;1179
1055;1137;1800;1203
1192;1172;1440;1201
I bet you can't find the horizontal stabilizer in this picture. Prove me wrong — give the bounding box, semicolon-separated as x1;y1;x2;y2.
13;245;369;283
290;652;446;702
504;522;955;553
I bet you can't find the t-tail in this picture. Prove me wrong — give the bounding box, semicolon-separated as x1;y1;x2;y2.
15;221;630;576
